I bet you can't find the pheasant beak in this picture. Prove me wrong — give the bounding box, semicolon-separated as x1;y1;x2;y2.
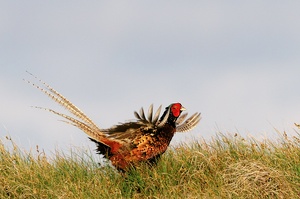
180;106;186;111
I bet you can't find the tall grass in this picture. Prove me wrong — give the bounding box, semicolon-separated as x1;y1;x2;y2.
1;131;300;198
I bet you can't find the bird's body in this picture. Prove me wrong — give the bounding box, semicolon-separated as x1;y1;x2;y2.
26;73;201;171
90;113;178;169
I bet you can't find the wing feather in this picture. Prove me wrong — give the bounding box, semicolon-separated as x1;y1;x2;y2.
176;113;201;132
152;105;162;125
147;104;153;122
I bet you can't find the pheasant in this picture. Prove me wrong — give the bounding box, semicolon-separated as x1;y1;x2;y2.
25;73;201;171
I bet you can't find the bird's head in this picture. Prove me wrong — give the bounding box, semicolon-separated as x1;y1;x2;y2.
157;103;186;127
170;103;186;118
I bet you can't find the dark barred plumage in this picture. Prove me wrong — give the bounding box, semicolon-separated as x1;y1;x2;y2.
25;72;201;171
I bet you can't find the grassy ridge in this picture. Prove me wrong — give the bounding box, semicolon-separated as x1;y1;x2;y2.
1;132;300;198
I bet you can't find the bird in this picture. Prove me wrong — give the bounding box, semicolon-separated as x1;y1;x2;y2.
25;72;201;171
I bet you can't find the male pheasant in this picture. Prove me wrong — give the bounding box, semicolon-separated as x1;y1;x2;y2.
26;73;201;171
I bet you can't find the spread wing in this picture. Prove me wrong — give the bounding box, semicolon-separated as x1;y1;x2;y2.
133;104;201;133
102;122;149;141
176;112;201;132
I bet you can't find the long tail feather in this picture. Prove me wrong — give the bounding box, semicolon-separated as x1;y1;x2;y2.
34;106;106;143
25;72;100;131
25;72;106;141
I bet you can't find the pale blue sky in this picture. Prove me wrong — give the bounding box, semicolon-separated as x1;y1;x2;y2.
1;1;300;155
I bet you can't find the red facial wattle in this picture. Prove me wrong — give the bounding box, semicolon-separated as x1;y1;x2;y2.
171;103;183;117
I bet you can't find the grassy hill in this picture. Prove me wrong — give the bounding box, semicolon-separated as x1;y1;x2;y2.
1;131;300;198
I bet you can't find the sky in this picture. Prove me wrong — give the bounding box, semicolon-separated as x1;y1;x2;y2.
1;1;300;157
